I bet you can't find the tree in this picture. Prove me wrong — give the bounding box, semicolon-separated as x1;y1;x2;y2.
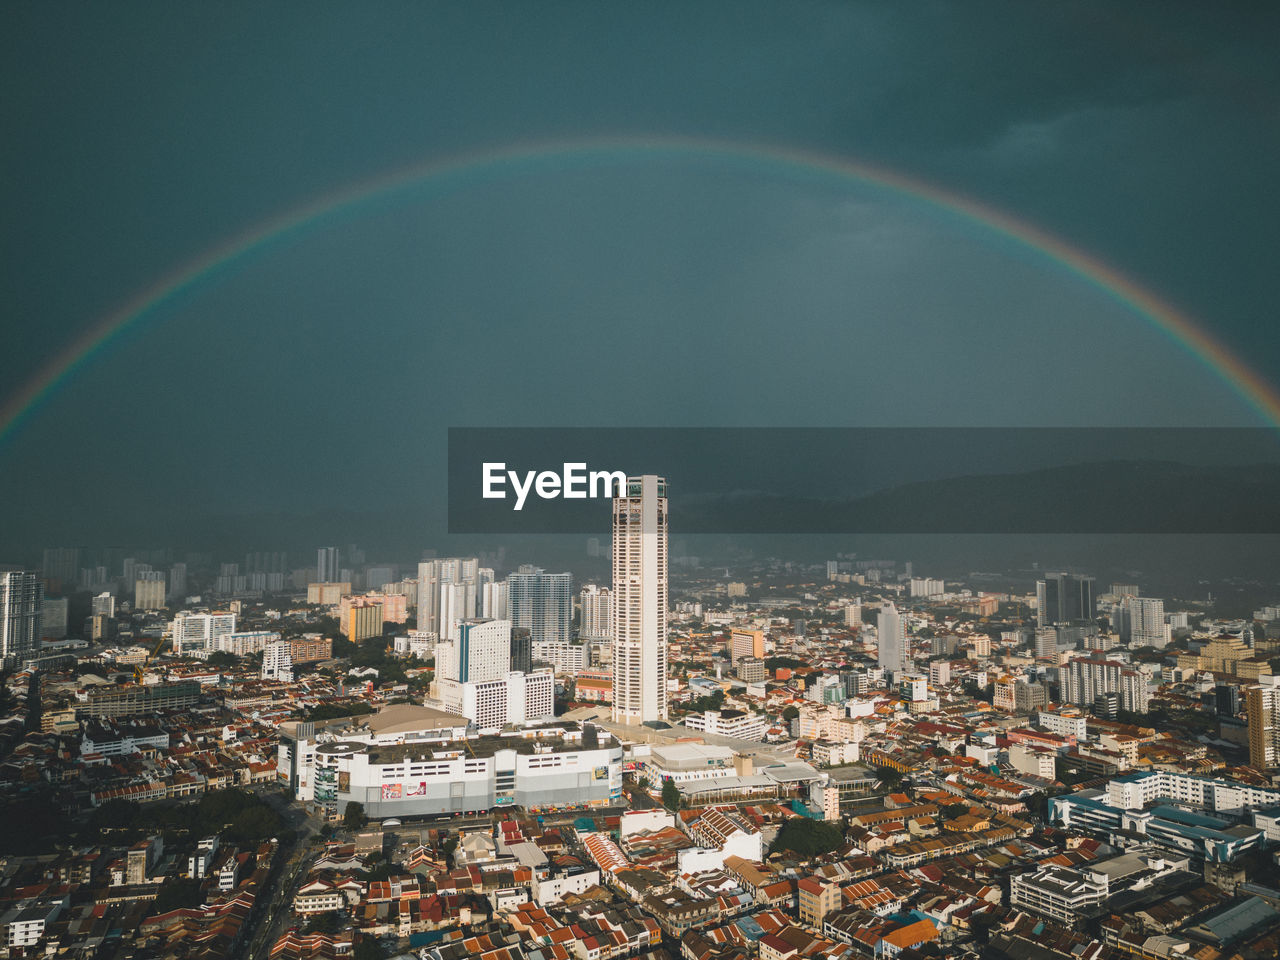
661;779;681;812
353;936;386;960
344;801;367;830
769;817;844;858
782;705;800;722
207;651;238;669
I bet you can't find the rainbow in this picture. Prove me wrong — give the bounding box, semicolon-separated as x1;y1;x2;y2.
3;134;1279;445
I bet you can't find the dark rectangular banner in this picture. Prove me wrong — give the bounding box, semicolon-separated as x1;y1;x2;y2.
447;427;1280;534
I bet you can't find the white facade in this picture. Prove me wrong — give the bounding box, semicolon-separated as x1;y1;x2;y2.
439;618;512;684
0;571;43;668
170;611;236;655
612;475;668;725
532;639;588;674
1120;596;1170;649
482;580;510;620
684;709;768;741
262;639;294;681
876;603;906;677
580;584;612;639
438;669;555;733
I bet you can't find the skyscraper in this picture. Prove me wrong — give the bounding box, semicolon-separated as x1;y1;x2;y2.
1036;573;1096;628
443;618;512;684
1247;677;1280;771
611;475;668;725
482;579;510;620
317;546;340;583
0;571;43;668
508;567;573;646
1117;595;1168;648
510;626;532;674
876;602;907;677
579;585;612;639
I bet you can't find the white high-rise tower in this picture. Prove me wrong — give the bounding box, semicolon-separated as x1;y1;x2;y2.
877;602;906;677
611;475;668;725
0;571;43;669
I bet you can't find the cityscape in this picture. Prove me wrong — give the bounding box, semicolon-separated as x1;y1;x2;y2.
5;5;1280;960
5;478;1280;959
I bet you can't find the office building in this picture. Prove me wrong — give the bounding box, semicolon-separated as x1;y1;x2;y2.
1037;573;1096;627
736;657;767;683
508;567;573;645
877;602;907;677
579;584;612;639
0;571;43;668
611;475;669;725
510;626;532;674
729;627;765;665
1247;677;1280;771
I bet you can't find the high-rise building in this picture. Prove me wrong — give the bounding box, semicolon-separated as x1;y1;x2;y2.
877;602;906;677
1062;656;1148;714
418;558;481;638
170;611;236;655
135;575;166;612
909;578;945;598
1037;574;1096;628
510;627;532;674
508;567;573;646
438;618;512;684
844;602;862;628
316;547;340;584
91;592;116;618
0;571;43;668
168;562;188;601
1117;596;1169;648
261;638;294;681
41;548;79;590
345;600;384;642
611;475;668;726
730;627;765;664
579;585;612;639
1247;677;1280;771
41;596;68;640
482;580;510;620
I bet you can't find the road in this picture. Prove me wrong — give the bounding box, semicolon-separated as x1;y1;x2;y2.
246;793;322;960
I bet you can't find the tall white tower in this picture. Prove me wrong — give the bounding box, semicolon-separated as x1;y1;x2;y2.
611;475;668;725
877;602;906;678
0;571;43;669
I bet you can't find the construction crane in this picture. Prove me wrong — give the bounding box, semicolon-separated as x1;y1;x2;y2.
133;635;169;684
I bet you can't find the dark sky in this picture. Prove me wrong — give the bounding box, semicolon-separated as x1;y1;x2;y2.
3;2;1279;551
